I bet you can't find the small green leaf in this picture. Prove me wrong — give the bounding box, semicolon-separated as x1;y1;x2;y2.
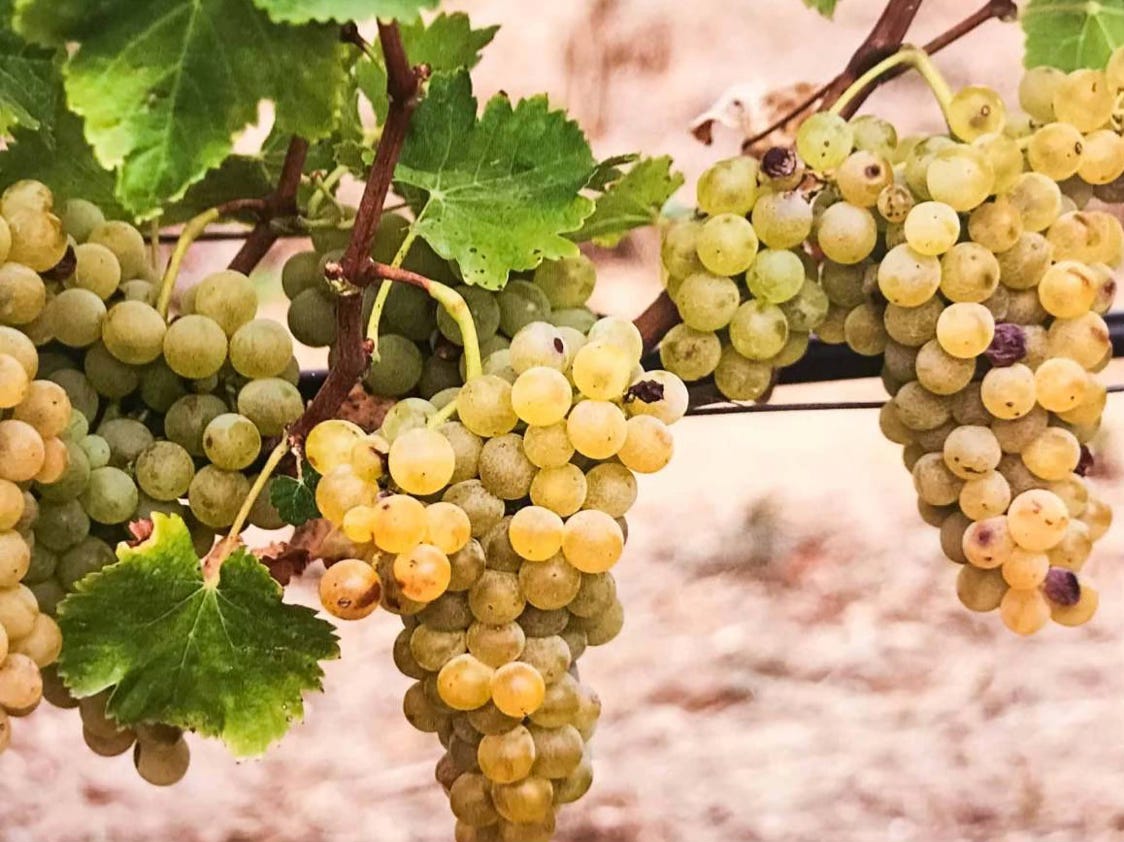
0;107;124;218
1023;0;1124;70
271;464;322;526
803;0;839;18
57;514;339;757
570;156;684;247
18;0;347;218
358;12;500;125
252;0;436;24
395;70;597;289
0;0;58;136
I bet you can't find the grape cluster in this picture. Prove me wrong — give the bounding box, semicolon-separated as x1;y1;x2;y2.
0;179;302;780
658;153;830;399
283;212;602;402
787;57;1121;633
307;308;685;841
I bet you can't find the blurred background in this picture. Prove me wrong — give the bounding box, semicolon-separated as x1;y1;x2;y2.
4;2;1124;841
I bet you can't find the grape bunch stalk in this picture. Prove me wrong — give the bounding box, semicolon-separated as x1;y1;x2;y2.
304;249;686;840
678;44;1119;635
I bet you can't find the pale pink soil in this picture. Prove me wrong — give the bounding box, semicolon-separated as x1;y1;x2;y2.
5;3;1124;842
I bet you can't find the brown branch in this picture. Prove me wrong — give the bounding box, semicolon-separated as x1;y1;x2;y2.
228;136;310;274
635;291;678;356
289;22;425;443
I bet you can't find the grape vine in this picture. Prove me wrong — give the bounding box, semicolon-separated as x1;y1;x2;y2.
0;1;1122;840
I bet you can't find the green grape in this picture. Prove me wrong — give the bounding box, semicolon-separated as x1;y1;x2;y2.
876;183;915;224
548;307;596;333
444;480;506;538
381;398;437;443
98;418;155;469
7;209;67;271
836;151;894;207
697;156;759;216
0;262;46;326
34;500;90;551
46;369;97;422
713;345;772;400
972;132;1022;194
164;394;228;456
373;282;435;342
191;270;257;336
280;251;324;299
967;196;1023;254
59;199;105;243
947;85;1006;141
915;339;974;395
478;434;535;501
236;378;304;436
466;620;526;669
83;342;139;399
202;413;261;472
903;201;959;256
1007;173;1062;234
729;300;788;360
795;111;854;171
56;536;115;591
133;441;195;502
877;244;940;307
418;356;463;398
23;542;57;586
778;279;829;332
532;255;596;308
939;242;1000;303
883;298;942;348
509;322;568;374
658;324;720;380
79;466;139;524
660;218;705;281
88;221;147;280
365;334;423;396
188;465;251;529
819;261;866;308
1027;123;1085;181
553;753;593;804
850;114;898;158
695;213;758;276
768;330;811;367
1078;129;1124;185
69;243;121;300
673;272;739;331
1018;66;1064;122
746;249;804;303
288;288;338;347
587;316;642;361
439;285;501;345
457;375;518;437
469;570;526;625
119;279;157;306
161;314;228;380
226;318;293;379
498;280;551;337
815;202;877;264
35;440;88;503
751;191;813;249
1053;68;1114;132
843;302;887;356
48;288;105;349
101;300;167;365
926;145;994;212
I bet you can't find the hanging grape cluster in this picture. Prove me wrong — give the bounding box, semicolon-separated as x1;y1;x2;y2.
305;247;686;840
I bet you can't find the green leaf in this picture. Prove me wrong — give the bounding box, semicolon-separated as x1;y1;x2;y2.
1023;0;1124;70
358;12;500;125
803;0;839;18
252;0;436;24
57;513;339;757
17;0;347;218
162;156;276;226
395;70;597;289
0;108;124;218
271;464;322;526
0;0;58;136
570;156;683;247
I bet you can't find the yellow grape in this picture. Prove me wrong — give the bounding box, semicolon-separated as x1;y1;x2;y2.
491;662;547;718
508;506;564;562
616;415;673;474
437;653;495;711
319;558;382;621
394;543;452;602
306;420;366;475
370;494;428;553
425;501;473;554
561;510;624;573
314;465;379;526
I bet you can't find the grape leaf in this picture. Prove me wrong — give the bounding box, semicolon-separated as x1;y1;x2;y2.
570;156;684;247
57;513;339;757
803;0;839;18
271;464;322;526
15;0;347;218
395;70;596;289
0;0;58;137
358;12;500;125
252;0;437;24
1023;0;1124;70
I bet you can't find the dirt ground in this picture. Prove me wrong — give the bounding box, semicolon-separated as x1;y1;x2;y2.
5;2;1124;842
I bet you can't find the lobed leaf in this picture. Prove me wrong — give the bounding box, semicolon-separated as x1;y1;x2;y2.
394;70;597;289
57;514;339;757
271;464;323;526
252;0;436;24
570;156;684;247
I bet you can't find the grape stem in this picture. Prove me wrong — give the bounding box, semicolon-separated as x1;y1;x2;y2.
305;165;350;219
287;21;426;444
228;136;310;274
828;47;953;121
366;222;422;362
204;438;290;583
